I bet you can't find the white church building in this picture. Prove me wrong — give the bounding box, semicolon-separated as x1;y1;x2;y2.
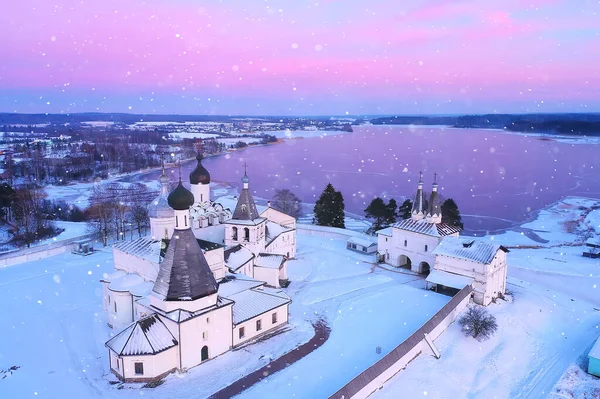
101;152;297;382
377;173;508;306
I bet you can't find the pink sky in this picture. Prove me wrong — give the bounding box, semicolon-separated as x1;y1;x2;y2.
1;0;599;115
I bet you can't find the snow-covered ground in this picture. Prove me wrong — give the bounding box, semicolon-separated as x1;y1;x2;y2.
0;229;445;398
372;196;600;399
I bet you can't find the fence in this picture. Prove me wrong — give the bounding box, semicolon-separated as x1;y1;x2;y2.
0;233;98;267
329;285;473;399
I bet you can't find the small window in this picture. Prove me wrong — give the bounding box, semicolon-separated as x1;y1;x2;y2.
206;317;210;324
425;245;428;252
203;331;208;340
272;312;278;324
362;247;367;252
232;227;238;241
134;362;143;375
385;237;388;242
176;216;179;228
114;302;117;313
256;319;262;331
244;227;250;242
107;295;111;304
404;240;407;247
239;327;245;339
185;215;188;226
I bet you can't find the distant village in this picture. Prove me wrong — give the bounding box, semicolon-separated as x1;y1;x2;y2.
0;117;354;249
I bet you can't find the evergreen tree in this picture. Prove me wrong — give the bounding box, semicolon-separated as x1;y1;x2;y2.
397;199;413;220
364;197;388;231
313;183;345;228
365;197;398;233
441;198;464;229
386;198;398;225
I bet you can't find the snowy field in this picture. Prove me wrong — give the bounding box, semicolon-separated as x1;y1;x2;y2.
0;231;447;398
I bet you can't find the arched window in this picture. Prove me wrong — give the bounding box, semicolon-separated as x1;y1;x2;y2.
184;215;188;227
232;227;238;241
244;228;250;242
201;346;209;361
404;240;407;247
425;245;428;252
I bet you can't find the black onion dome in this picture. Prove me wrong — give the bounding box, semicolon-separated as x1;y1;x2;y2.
189;153;211;185
167;181;194;210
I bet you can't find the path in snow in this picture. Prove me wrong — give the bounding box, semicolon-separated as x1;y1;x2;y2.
210;319;330;399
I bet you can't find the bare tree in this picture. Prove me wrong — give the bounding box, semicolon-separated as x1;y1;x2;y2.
86;184;115;246
11;185;55;247
271;189;302;219
459;306;498;341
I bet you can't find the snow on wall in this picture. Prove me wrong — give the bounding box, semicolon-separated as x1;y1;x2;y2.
330;286;473;399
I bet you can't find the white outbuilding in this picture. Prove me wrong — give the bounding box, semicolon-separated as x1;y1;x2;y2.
347;237;378;254
432;237;508;306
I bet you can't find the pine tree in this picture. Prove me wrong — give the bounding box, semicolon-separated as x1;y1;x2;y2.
397;199;413;220
364;197;388;231
313;183;345;228
441;198;464;229
386;198;398;225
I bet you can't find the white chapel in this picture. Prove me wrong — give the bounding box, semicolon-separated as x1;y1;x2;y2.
377;173;508;306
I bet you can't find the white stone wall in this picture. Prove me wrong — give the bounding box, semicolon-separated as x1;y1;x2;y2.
261;208;297;228
233;303;289;347
264;231;296;258
179;304;233;370
149;217;175;241
113;248;159;282
224;221;267;256
253;266;280;288
387;229;443;273
204;247;226;281
113;346;178;381
107;290;134;329
150;292;218;313
191;183;210;204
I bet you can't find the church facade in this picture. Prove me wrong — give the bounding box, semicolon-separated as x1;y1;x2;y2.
377;174;507;306
102;153;296;382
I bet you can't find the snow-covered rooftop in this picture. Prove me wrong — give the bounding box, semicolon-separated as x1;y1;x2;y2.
193;224;226;245
224;245;255;271
105;315;178;356
433;237;508;264
217;275;264;297
347;237;377;248
426;270;473;290
108;273;145;292
229;288;291;325
376;227;393;237
266;220;293;246
100;270;127;283
392;219;461;237
255;253;286;269
113;237;161;263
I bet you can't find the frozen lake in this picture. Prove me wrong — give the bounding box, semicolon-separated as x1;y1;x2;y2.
135;125;600;234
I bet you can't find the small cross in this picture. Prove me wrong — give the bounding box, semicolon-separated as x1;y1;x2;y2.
177;160;182;181
243;162;248;175
419;170;423;181
433;172;437;183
